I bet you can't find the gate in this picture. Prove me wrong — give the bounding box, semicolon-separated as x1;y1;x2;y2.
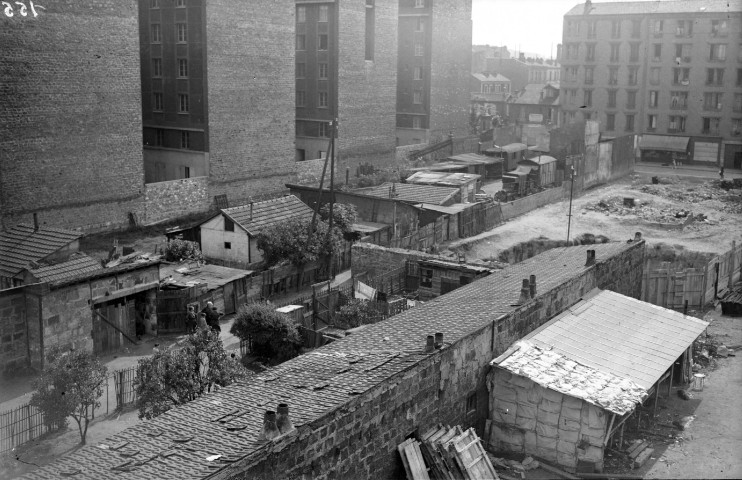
92;299;137;354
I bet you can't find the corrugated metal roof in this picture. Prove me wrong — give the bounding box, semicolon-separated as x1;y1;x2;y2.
406;171;481;186
489;143;528;154
0;224;82;278
351;221;390;234
565;0;741;16
493;341;647;415
521;155;558;166
25;253;103;284
413;203;473;215
356;183;459;205
522;289;709;390
447;153;497;165
220;195;314;236
160;263;254;290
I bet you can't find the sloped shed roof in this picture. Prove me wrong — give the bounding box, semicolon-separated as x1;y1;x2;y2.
0;224;82;278
220;195;314;236
25;253;103;285
406;171;481;187
356;183;459;205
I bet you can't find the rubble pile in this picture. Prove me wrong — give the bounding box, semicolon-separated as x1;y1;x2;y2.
585;196;695;224
636;180;742;215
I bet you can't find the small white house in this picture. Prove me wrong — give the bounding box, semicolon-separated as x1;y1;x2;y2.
199;195;314;268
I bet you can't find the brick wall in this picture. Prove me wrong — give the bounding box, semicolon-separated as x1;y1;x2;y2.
144;177;211;224
205;0;297;205
218;242;645;479
0;0;145;232
429;0;472;139
336;0;397;167
0;289;28;373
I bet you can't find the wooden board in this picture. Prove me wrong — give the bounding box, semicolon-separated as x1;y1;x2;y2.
398;439;415;480
450;428;499;480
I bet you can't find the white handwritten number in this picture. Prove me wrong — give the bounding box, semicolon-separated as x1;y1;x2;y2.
2;1;13;17
15;1;26;16
29;0;43;16
2;1;44;17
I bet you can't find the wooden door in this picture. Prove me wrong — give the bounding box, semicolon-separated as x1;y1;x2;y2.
223;282;236;315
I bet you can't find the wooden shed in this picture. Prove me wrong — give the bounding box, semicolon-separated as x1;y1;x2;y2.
519;155;558;187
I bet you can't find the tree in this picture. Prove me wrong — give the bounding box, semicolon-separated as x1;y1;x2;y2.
134;330;245;420
163;239;203;262
319;203;358;235
335;299;381;329
230;303;302;363
255;217;343;268
30;349;108;445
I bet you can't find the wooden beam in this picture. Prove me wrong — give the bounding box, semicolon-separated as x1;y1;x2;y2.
93;309;138;345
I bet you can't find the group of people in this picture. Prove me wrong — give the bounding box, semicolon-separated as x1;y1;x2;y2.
185;301;222;334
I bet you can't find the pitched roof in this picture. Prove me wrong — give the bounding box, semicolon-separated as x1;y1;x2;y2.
565;0;741;16
220;195;314;236
24;253;103;284
0;224;82;279
355;183;459;205
25;242;640;480
522;289;709;390
472;73;510;83
493;340;647;415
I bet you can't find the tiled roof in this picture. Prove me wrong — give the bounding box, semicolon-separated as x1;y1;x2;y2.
565;0;741;16
0;224;82;279
25;253;103;284
522;289;709;390
25;242;639;480
355;183;459;205
472;73;510;83
221;195;314;236
493;340;647;415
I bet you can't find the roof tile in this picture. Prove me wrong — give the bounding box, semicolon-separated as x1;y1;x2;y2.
0;224;82;278
221;195;314;236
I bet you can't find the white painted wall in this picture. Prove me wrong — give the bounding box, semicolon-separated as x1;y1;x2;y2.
200;215;258;264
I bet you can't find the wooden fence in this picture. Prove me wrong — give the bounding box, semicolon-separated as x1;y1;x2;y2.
642;241;742;309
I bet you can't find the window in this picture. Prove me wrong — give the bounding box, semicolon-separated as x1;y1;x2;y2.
609;43;620;62
296;62;305;78
625;114;634;132
567;88;576;105
153;92;163;111
670;91;688;108
706;68;724;86
152;58;162;77
151;24;161;43
224;217;234;232
585;44;595;61
296;90;305;107
709;44;726;61
583;89;592;107
365;0;375;61
413;90;423;104
739;44;742;62
412;117;421;129
155;129;164;146
607;89;617;108
611;20;621;38
711;19;728;37
318;91;328;108
732;118;742;137
414;66;423;80
652;44;662;61
668;115;686;133
296;34;306;50
647;114;657;130
177;23;187;43
180;131;190;149
318;34;328;50
647;67;660;85
297;6;306;23
150;0;159;7
178;94;189;113
414;43;423;56
416;17;425;32
415;0;425;7
735;94;742;113
587;21;597;39
318;63;328;79
224;242;231;250
676;20;692;37
318;122;329;138
566;43;578;60
566;66;578;83
319;5;329;22
584;67;594;84
672;67;690;85
652;19;663;36
626;91;637;109
606;113;615;131
703;92;723;110
178;59;188;78
630;43;640;62
648;91;659;108
608;67;618;85
703;117;720;135
629;66;640;86
675;43;692;62
738;68;742;86
420;268;433;288
631;19;641;38
176;0;185;6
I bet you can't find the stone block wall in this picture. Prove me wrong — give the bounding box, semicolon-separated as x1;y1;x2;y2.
0;289;28;373
351;242;447;277
40;283;93;359
144;177;211;225
0;0;145;232
218;241;645;479
205;0;297;204
499;187;565;221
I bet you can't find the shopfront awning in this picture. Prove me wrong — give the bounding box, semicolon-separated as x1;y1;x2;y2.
639;135;690;153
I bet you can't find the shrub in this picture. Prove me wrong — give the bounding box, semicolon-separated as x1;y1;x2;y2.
230;303;302;363
335;299;381;329
256;217;343;268
164;239;203;262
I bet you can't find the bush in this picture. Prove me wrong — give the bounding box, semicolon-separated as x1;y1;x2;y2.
319;203;358;234
256;217;343;268
335;299;381;329
164;239;203;262
230;303;303;363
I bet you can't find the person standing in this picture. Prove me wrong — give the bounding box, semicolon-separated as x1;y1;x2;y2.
720;166;725;180
185;305;197;334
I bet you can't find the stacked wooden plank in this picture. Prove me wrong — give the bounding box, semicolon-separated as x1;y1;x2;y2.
398;424;499;480
626;439;654;469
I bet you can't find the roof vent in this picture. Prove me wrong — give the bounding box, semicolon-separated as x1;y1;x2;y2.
586;249;596;267
634;232;642;242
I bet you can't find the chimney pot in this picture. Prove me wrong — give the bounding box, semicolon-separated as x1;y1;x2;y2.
529;275;537;297
425;335;435;353
634;232;642;242
33;213;39;231
276;403;295;435
518;279;531;304
434;332;444;349
259;410;280;441
249;202;254;221
586;249;596;266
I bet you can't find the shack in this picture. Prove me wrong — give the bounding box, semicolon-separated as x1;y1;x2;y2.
484;143;529;171
502;165;533;198
405;171;482;202
487;289;709;473
447;153;502;180
518;154;558;187
413;258;493;300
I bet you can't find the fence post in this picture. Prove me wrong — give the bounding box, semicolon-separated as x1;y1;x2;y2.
729;240;737;290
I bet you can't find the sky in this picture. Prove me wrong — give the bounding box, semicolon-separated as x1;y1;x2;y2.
471;0;657;59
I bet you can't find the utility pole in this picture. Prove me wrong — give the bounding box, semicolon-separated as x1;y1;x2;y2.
326;118;337;279
566;164;576;243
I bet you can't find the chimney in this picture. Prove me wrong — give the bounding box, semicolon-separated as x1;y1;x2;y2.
425;335;435;353
529;275;537;298
33;213;39;232
518;279;531;304
585;249;596;267
634;232;642;242
258;410;280;441
584;0;592;14
276;403;295;435
249;202;254;222
434;332;444;349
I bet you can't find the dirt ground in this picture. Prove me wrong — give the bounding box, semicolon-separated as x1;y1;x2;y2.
452;173;742;261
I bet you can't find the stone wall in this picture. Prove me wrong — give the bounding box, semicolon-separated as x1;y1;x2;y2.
0;0;145;232
216;241;645;479
352;242;456;277
0;289;28;373
144;177;211;225
499;187;564;221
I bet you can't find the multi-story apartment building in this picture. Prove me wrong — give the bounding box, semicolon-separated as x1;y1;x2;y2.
139;0;296;202
561;0;742;167
396;0;472;146
488;57;562;93
472;45;511;73
295;0;397;166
